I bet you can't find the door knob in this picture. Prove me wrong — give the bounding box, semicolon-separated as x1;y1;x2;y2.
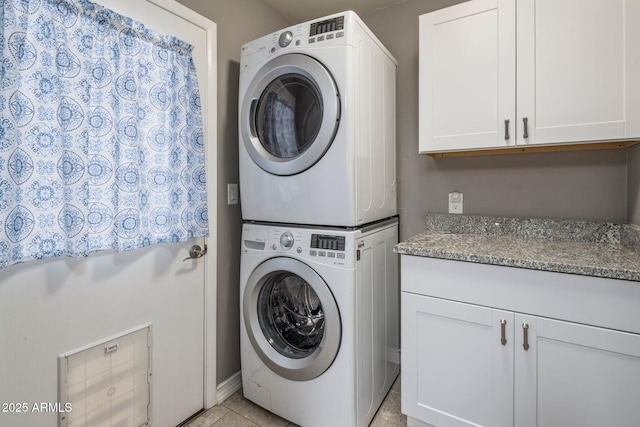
183;244;207;262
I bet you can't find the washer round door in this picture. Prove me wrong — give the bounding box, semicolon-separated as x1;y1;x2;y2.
240;53;341;176
243;257;341;381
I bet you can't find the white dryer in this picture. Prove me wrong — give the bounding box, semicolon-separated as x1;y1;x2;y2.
238;11;397;227
239;218;399;427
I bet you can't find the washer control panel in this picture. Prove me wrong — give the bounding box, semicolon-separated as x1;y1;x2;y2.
242;223;354;267
311;234;345;251
309;233;347;261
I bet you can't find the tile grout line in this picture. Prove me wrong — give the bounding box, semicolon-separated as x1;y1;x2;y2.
214;408;260;427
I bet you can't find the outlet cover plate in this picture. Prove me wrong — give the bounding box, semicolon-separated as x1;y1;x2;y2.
449;192;463;214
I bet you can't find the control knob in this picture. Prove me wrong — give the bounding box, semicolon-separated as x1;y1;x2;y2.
280;232;294;249
278;31;293;47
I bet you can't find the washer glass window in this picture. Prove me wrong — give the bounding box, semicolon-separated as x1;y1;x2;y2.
243;256;341;381
257;271;325;359
255;74;323;159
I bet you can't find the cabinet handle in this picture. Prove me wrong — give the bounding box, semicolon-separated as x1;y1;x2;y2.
504;119;510;140
522;117;529;139
522;323;530;351
500;319;507;346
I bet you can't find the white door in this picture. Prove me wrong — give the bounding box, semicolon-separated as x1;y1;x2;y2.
516;0;640;145
400;294;514;427
515;315;640;427
418;0;516;152
0;1;217;426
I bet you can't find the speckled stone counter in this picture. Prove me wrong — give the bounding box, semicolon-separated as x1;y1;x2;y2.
395;214;640;282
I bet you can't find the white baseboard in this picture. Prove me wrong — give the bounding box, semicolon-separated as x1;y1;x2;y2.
216;371;242;404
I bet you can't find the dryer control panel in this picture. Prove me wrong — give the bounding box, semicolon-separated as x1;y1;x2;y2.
239;11;358;72
310;15;345;36
308;15;345;45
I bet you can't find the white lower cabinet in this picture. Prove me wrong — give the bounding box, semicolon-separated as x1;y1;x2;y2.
516;315;640;427
402;293;640;427
401;295;514;427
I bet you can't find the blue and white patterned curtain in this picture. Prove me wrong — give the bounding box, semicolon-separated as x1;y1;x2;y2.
0;0;208;269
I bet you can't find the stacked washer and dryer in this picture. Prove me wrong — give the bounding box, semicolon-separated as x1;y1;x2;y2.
238;11;399;427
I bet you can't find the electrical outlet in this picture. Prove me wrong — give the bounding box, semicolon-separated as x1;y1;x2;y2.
227;183;238;205
448;192;463;214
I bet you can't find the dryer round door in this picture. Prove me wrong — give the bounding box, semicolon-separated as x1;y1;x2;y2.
240;53;340;176
243;257;341;381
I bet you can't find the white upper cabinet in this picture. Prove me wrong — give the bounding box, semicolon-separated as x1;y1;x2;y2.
518;0;640;146
419;0;515;152
419;0;640;153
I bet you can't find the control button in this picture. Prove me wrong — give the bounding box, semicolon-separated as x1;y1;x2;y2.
327;34;334;40
280;232;294;249
328;252;335;258
319;251;326;257
309;38;315;44
336;32;344;38
318;35;325;42
337;253;345;259
296;247;302;254
270;47;276;53
310;250;317;256
296;40;301;46
278;31;293;48
271;244;277;251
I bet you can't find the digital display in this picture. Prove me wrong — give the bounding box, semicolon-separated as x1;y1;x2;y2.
311;234;346;251
310;16;345;36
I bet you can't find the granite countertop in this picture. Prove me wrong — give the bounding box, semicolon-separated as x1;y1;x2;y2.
395;214;640;282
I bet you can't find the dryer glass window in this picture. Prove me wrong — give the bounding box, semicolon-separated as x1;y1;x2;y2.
255;74;323;159
257;271;325;359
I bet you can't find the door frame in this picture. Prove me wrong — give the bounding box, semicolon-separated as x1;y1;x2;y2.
149;0;218;409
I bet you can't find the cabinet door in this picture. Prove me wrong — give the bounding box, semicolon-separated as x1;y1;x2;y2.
516;0;640;145
515;315;640;427
401;294;514;427
419;0;516;152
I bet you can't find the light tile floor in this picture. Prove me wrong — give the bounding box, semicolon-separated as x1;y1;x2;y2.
184;376;405;427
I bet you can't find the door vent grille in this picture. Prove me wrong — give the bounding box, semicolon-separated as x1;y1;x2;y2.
58;324;153;427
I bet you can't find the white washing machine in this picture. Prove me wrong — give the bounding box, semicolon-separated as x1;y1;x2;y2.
238;11;397;227
239;218;399;427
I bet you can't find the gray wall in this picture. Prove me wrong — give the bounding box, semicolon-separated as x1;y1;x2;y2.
361;0;629;240
629;144;640;225
175;0;290;384
175;0;638;387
